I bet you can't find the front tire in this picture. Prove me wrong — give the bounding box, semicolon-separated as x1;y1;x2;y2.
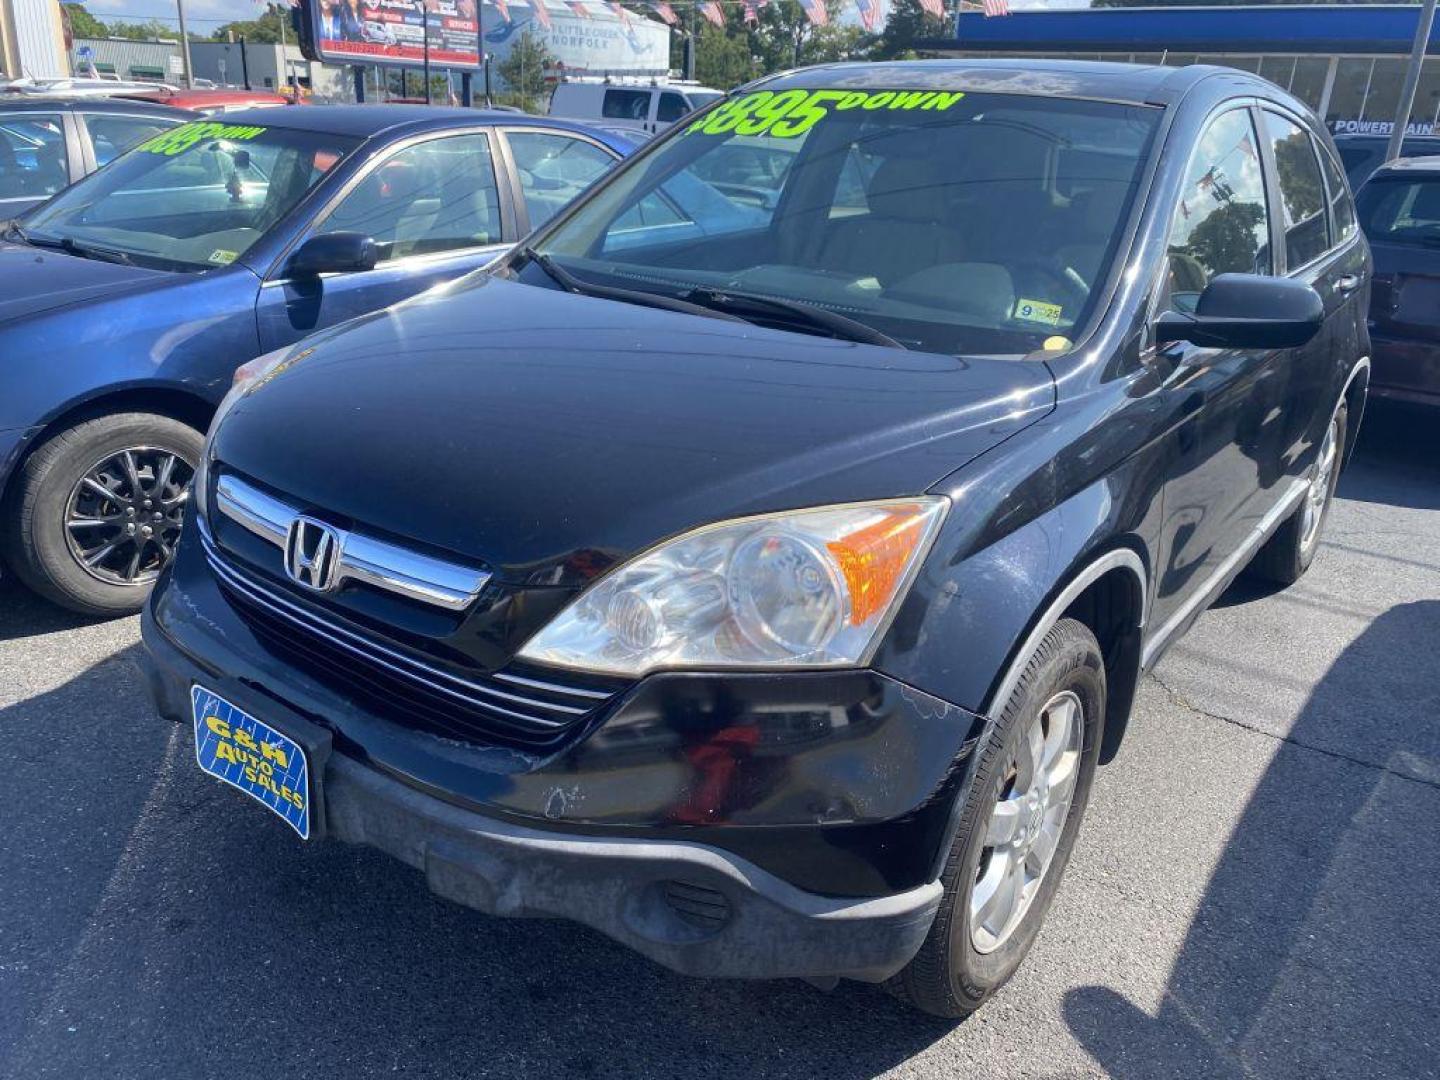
3;413;202;617
892;618;1105;1018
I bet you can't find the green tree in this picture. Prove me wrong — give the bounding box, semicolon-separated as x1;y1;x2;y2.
211;7;293;44
871;0;944;61
63;3;107;39
694;21;755;89
496;29;555;112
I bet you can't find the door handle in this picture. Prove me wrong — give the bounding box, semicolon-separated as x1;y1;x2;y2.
1336;274;1361;294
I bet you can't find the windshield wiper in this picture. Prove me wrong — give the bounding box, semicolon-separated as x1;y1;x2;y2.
517;247;747;324
10;226;133;266
681;287;905;350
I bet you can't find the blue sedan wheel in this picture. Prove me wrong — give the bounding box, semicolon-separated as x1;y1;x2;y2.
4;413;202;616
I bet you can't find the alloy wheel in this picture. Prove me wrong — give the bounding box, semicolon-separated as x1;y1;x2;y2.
1299;412;1341;554
970;689;1083;954
63;446;193;587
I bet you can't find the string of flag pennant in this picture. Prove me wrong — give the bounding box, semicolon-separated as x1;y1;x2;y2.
476;0;1006;31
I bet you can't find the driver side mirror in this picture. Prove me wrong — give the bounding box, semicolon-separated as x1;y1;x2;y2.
1155;273;1323;350
286;231;378;278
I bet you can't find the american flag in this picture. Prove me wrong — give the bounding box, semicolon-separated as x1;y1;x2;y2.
700;0;725;25
608;1;632;25
919;0;943;17
531;0;553;28
648;0;677;22
981;0;1008;16
855;0;877;30
495;0;511;20
742;0;758;24
565;0;591;16
802;0;827;25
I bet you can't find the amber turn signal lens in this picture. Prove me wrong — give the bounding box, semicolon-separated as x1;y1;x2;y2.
828;505;931;627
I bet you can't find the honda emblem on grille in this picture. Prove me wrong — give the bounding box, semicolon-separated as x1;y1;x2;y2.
284;516;342;592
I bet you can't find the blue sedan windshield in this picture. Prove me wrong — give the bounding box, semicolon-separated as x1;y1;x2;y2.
24;120;358;271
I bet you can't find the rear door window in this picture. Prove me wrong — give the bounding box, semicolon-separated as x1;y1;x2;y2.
0;113;68;203
1263;112;1330;269
602;89;651;122
656;92;690;124
1318;147;1357;243
506;130;615;228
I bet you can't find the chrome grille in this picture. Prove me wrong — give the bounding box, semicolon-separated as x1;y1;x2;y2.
199;526;619;749
214;472;490;611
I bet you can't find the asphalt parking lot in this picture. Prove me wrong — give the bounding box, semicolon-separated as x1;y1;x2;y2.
1;401;1436;1080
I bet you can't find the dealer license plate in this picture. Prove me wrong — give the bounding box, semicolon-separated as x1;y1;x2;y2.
191;685;311;839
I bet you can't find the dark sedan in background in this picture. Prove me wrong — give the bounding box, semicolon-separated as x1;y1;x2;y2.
1356;155;1440;407
0;106;637;614
0;97;191;215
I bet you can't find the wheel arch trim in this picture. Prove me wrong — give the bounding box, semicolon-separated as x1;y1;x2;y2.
982;546;1148;719
926;545;1147;882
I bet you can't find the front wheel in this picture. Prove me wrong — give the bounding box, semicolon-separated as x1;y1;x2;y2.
3;413;202;617
890;618;1105;1018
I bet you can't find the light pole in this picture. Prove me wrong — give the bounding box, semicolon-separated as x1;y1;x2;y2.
1386;0;1437;163
175;0;195;89
422;0;433;104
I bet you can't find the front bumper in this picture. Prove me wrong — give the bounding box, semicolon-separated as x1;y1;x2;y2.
142;603;944;982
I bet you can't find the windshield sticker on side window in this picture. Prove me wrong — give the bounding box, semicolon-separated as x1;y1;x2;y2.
135;121;268;157
689;89;966;139
1015;298;1063;326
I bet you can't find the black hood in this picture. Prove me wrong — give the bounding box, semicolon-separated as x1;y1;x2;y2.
0;241;171;324
213;276;1054;584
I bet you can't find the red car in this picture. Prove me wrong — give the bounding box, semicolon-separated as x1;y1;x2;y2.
113;87;295;116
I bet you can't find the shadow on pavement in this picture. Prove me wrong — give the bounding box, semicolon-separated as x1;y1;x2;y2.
1341;400;1440;511
0;577;114;642
1063;600;1440;1079
0;644;956;1080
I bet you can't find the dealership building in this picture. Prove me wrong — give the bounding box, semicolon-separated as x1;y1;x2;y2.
929;5;1440;136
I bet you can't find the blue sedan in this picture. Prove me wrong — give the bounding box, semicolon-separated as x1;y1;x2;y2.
0;106;638;614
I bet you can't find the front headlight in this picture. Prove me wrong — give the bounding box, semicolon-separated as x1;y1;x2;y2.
195;345;311;520
517;497;948;676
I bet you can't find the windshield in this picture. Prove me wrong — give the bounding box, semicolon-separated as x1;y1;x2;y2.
23;120;359;271
525;88;1160;355
1356;176;1440;249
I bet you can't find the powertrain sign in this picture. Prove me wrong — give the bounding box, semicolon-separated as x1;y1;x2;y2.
302;0;482;70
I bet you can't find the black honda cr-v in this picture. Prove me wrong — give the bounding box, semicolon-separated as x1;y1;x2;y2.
141;60;1371;1017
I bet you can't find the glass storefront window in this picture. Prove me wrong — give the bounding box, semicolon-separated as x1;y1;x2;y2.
1326;58;1375;124
1289;57;1332;114
1259;55;1298;90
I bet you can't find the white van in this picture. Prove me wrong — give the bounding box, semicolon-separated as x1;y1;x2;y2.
548;81;724;135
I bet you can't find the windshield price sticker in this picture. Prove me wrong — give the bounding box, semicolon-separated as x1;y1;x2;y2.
136;121;268;157
690;89;966;139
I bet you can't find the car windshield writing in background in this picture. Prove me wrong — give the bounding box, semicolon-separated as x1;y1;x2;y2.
688;89;967;139
135;121;268;156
